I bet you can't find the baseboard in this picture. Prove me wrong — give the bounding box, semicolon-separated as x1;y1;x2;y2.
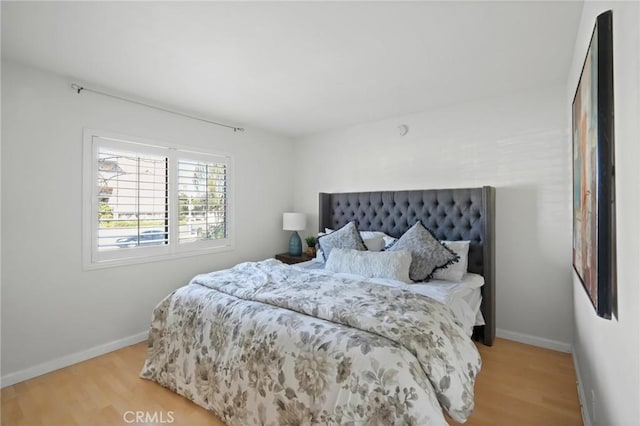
573;352;591;426
0;330;148;388
496;328;572;353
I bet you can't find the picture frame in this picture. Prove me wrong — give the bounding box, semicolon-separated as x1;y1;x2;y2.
572;10;616;319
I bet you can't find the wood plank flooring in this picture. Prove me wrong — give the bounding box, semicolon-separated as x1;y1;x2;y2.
1;338;582;425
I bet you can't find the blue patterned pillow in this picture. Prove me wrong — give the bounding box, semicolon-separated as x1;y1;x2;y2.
317;222;366;261
388;221;459;282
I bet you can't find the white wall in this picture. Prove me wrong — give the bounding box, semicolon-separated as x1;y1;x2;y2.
1;61;295;382
293;85;573;350
567;2;640;425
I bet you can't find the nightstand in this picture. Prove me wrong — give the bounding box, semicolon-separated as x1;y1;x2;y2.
275;252;312;265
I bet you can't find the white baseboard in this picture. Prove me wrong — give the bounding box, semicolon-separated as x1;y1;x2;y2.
573;352;591;426
0;330;148;388
496;328;572;353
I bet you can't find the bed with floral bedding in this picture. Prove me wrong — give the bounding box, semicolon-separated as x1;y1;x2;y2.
141;187;495;424
140;259;482;425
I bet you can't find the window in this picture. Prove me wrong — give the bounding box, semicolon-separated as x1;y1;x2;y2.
83;129;233;268
177;158;228;245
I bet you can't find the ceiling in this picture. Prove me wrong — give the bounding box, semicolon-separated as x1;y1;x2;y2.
2;1;582;137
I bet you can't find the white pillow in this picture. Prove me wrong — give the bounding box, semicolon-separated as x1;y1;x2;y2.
327;228;398;250
439;272;484;289
325;248;412;284
432;241;470;282
363;235;385;252
360;231;397;249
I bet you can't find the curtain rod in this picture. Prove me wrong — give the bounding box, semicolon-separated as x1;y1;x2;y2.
70;83;245;132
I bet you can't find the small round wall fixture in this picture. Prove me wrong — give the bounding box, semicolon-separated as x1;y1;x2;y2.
398;124;409;136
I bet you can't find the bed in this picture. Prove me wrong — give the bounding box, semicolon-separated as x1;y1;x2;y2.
141;186;496;425
318;187;495;346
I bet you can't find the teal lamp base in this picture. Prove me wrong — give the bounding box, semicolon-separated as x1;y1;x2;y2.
288;231;302;256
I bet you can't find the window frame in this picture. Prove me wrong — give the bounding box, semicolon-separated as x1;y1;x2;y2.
82;129;234;270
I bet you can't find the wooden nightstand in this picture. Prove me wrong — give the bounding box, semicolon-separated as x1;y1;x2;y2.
275;252;312;265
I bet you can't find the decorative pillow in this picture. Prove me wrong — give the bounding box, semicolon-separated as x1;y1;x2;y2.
317;222;366;261
325;248;412;284
388;221;459;282
324;228;393;252
432;241;471;282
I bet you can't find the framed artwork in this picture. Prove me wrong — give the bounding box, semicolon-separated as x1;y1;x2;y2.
572;10;616;319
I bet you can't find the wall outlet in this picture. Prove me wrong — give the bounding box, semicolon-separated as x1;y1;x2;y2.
591;389;597;423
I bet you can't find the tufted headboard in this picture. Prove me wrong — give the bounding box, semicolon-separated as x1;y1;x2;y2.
319;186;495;346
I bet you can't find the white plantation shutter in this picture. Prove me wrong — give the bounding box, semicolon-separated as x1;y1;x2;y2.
83;130;233;269
97;148;169;251
177;157;228;245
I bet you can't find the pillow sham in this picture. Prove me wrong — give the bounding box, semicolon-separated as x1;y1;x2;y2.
323;228;396;252
317;222;366;261
388;221;459;282
432;240;470;282
325;248;412;284
316;228;398;255
435;271;484;290
363;235;385;252
360;231;397;250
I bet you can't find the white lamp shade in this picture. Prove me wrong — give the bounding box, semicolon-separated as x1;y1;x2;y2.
283;212;306;231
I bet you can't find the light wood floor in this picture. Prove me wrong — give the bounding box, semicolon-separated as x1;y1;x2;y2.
1;338;582;426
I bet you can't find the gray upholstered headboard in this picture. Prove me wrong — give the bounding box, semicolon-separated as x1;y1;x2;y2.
319;186;496;346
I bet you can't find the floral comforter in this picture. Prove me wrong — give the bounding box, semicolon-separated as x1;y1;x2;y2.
140;259;481;425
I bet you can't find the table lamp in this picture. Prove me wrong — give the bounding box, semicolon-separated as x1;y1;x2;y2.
283;212;306;256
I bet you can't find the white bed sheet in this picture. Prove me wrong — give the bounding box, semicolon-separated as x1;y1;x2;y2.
294;259;484;337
